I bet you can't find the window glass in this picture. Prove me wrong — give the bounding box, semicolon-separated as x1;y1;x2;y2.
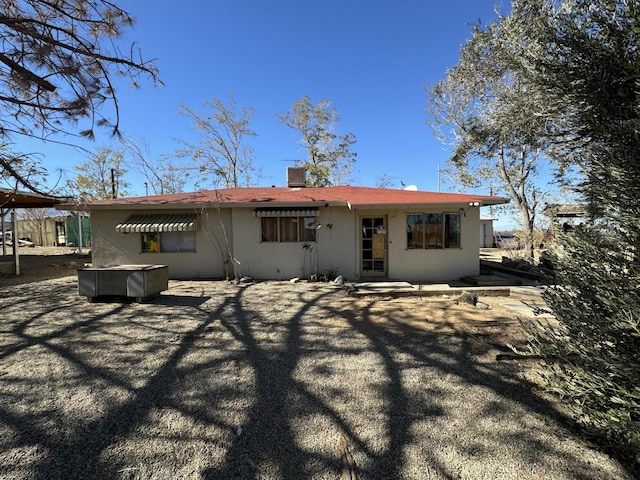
142;232;159;252
160;232;178;252
142;231;196;253
178;231;196;252
406;213;459;249
444;213;461;248
261;216;317;242
279;217;298;242
407;214;424;249
160;231;196;252
301;217;317;241
424;213;443;249
261;217;278;242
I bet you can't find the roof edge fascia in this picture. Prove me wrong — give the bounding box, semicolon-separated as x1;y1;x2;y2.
63;196;510;212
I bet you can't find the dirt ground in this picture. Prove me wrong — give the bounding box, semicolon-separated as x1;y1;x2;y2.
0;249;632;479
0;246;90;287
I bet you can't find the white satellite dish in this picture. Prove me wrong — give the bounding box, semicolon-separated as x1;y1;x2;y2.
403;184;418;191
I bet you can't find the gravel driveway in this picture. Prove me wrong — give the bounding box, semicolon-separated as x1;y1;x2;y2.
0;276;630;479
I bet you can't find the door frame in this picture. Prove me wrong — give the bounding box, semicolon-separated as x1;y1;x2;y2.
359;215;388;278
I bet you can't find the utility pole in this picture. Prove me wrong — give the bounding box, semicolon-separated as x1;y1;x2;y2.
489;182;495;218
111;168;116;198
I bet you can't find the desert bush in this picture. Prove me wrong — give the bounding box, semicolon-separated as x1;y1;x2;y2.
526;224;640;470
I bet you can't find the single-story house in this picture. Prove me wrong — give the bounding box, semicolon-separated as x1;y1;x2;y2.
69;180;509;282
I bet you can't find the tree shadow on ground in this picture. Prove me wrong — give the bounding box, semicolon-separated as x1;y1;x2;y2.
0;280;631;480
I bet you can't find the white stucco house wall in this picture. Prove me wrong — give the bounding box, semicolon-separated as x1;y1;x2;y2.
71;184;508;282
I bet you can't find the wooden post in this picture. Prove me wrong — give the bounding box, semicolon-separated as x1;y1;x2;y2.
77;212;83;255
12;210;20;275
1;208;6;257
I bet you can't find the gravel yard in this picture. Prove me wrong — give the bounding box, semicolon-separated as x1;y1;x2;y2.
0;257;632;479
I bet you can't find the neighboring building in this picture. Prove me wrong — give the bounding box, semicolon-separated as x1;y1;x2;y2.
479;215;495;248
10;214;91;247
543;203;586;233
543;203;586;219
68;178;509;282
1;188;74;275
14;215;67;246
65;215;92;248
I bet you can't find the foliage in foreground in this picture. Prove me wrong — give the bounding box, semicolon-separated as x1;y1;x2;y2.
495;0;640;471
527;225;640;469
0;0;159;193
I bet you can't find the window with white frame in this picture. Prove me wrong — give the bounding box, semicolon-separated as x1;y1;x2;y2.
407;213;461;249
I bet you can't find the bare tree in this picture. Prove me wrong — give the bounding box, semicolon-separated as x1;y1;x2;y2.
0;0;160;193
176;94;258;189
375;172;401;189
124;137;187;195
277;95;357;187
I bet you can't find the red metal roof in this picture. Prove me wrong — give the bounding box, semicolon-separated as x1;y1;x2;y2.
85;186;509;209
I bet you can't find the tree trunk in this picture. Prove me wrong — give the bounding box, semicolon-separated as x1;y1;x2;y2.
519;205;535;263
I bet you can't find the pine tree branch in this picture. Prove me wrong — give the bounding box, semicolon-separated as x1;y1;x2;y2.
0;53;56;92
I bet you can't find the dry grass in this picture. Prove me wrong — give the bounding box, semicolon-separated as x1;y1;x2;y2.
0;257;632;479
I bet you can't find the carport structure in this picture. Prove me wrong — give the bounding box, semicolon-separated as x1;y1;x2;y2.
0;188;74;275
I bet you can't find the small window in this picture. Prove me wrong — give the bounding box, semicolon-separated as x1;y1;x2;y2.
261;216;317;242
444;213;461;248
301;217;317;242
141;231;196;253
407;213;460;249
142;232;160;252
261;217;278;242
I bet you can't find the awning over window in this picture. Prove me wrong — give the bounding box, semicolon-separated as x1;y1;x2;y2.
253;208;320;218
116;213;199;233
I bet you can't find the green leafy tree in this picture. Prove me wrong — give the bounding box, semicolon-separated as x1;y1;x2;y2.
73;146;129;200
176;94;258;189
498;0;640;470
426;18;549;261
277;94;357;187
0;0;160;193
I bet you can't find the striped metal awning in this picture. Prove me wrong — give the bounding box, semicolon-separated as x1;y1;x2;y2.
253;208;320;217
116;213;199;233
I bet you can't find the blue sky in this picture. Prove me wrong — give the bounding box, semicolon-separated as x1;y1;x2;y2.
18;1;510;200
